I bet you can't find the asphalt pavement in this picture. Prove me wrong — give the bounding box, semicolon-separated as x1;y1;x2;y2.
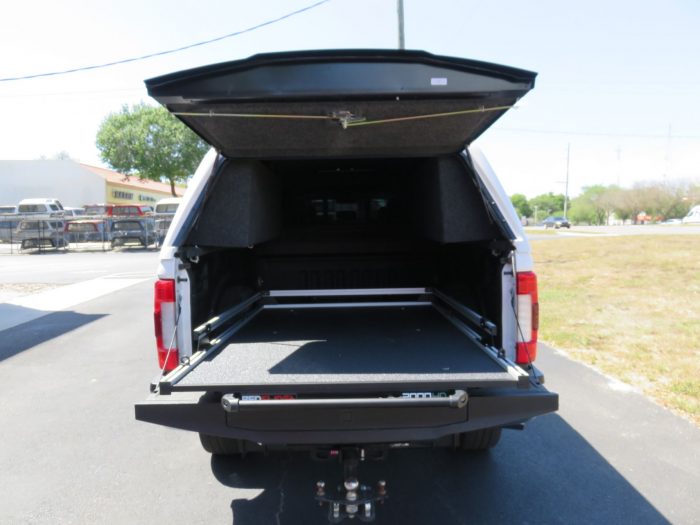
0;249;158;285
0;250;157;332
1;262;699;524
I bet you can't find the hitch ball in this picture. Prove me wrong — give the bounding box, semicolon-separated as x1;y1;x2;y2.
344;478;360;491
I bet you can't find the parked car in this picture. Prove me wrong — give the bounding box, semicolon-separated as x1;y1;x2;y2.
111;219;155;247
0;218;21;243
15;219;67;249
84;204;114;217
135;50;558;522
154;197;182;245
113;204;153;217
17;198;64;215
543;216;570;229
65;219;110;242
63;207;85;217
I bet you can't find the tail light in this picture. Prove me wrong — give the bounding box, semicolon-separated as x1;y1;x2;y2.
154;279;179;371
516;271;539;364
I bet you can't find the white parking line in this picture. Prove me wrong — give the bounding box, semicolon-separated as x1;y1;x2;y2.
0;274;151;332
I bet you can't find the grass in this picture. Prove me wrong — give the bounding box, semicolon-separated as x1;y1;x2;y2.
531;235;700;424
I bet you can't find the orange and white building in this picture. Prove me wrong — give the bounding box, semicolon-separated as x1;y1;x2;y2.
0;160;184;208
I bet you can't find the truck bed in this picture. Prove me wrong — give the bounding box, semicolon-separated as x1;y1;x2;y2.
173;304;519;393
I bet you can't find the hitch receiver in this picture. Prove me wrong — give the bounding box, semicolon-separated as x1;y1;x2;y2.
315;447;388;523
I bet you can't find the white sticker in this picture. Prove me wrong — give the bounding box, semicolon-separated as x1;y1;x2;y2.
431;77;448;86
402;392;433;399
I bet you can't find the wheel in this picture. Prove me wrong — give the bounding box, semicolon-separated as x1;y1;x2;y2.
458;427;502;451
199;433;260;456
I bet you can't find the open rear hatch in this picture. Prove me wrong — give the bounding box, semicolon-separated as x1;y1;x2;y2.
146;49;536;158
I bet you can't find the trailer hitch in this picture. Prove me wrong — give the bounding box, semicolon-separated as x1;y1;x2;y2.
315;447;388;523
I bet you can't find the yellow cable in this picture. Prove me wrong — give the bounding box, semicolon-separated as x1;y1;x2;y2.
345;105;514;127
172;104;515;127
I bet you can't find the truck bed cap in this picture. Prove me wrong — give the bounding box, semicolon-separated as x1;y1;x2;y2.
146;49;536;158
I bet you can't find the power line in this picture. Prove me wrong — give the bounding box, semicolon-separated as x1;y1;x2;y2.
0;0;332;82
0;87;145;98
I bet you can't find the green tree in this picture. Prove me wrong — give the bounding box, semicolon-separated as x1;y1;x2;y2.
607;186;636;222
569;185;611;225
636;181;697;219
529;192;566;219
96;103;208;196
510;193;532;218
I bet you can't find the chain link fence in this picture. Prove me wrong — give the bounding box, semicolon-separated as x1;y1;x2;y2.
0;213;161;255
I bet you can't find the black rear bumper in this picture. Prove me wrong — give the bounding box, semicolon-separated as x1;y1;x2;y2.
135;383;558;445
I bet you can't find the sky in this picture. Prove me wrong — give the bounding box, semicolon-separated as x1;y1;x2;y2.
1;0;699;198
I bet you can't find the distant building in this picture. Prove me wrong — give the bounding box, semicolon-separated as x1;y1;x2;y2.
0;160;184;208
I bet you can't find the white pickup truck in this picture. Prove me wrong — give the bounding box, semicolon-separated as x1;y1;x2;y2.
135;50;558;522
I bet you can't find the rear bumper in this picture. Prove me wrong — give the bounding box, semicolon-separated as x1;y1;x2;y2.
112;235;146;244
135;383;558;445
20;237;64;248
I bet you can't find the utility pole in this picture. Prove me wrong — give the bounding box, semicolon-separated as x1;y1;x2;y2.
397;0;405;50
664;123;672;181
564;143;570;219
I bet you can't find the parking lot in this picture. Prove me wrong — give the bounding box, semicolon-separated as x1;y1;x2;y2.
1;249;699;524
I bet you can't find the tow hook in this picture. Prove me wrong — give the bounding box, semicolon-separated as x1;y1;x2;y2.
315;447;387;522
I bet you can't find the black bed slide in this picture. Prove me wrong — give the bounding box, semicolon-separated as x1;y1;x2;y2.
164;305;524;395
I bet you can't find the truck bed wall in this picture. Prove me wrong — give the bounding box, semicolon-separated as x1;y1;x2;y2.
185;159;282;247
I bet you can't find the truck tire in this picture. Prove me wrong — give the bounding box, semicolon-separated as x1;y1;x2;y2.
458;427;502;451
199;433;247;456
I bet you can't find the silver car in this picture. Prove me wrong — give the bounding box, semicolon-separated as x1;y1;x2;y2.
16;219;68;249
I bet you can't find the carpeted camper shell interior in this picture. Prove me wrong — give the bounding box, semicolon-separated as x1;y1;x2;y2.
184;153;510;343
187;154;500;247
